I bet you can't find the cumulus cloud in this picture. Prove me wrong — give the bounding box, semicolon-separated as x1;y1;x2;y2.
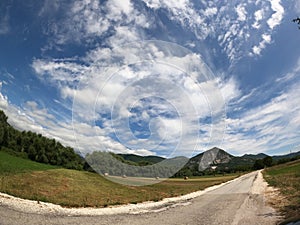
9;0;295;158
251;33;272;55
32;39;230;157
236;4;247;21
267;0;284;30
252;9;264;29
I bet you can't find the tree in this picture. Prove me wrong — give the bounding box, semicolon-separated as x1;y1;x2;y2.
293;17;300;29
0;110;8;124
263;156;273;167
0;110;85;170
28;145;37;160
253;159;264;170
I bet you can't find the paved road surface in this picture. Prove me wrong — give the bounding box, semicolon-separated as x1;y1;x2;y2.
0;171;279;225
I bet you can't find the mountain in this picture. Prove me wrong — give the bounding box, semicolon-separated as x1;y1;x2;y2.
241;153;269;160
2;107;300;178
186;147;233;172
116;154;165;165
175;148;272;176
272;151;300;161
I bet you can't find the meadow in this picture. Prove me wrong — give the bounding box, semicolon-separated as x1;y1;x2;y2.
0;151;238;207
263;159;300;224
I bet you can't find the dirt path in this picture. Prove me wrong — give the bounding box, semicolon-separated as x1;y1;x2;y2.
0;171;280;225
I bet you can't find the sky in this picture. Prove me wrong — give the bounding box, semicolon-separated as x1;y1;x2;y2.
0;0;300;158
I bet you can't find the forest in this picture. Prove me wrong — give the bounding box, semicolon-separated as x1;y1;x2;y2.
0;110;85;170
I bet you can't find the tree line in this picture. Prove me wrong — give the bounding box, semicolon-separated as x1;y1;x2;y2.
0;110;85;170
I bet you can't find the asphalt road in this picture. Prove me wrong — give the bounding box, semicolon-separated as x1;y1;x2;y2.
0;171;279;225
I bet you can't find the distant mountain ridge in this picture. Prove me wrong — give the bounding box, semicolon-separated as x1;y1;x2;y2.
116;154;165;165
115;147;300;177
242;153;269;159
2;107;300;177
116;147;300;167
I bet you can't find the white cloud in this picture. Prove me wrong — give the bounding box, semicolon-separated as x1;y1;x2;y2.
236;4;247;21
32;39;230;157
40;0;287;64
156;117;182;141
251;33;272;55
0;88;154;156
219;77;241;104
44;0;150;47
252;9;264;29
18;0;298;158
106;0;133;18
203;7;217;17
32;59;89;87
262;34;271;43
267;0;284;30
220;61;300;155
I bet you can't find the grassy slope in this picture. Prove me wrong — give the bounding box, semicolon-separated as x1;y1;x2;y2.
263;160;300;223
0;151;58;174
0;151;238;207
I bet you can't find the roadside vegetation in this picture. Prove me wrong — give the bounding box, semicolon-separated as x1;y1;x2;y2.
263;159;300;224
0;110;85;170
0;151;238;207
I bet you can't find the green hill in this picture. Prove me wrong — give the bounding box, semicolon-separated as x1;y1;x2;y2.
0;110;85;170
0;151;57;174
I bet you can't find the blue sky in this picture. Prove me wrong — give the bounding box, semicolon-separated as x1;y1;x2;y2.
0;0;300;158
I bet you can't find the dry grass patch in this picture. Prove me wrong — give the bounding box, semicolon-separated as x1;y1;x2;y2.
1;168;237;207
0;151;238;207
263;160;300;224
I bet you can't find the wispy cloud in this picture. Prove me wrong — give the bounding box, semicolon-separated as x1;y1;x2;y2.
174;0;285;61
2;0;297;158
296;0;300;13
221;59;300;155
39;0;286;63
0;5;10;35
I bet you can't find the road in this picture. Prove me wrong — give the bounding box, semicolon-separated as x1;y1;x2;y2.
0;171;279;225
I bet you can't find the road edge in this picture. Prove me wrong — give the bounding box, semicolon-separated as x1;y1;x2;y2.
0;173;249;216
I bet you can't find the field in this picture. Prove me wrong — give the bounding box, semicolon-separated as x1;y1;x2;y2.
263;160;300;224
0;151;238;207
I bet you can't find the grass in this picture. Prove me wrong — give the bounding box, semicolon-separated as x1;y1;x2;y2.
0;151;58;174
263;160;300;224
0;151;239;207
